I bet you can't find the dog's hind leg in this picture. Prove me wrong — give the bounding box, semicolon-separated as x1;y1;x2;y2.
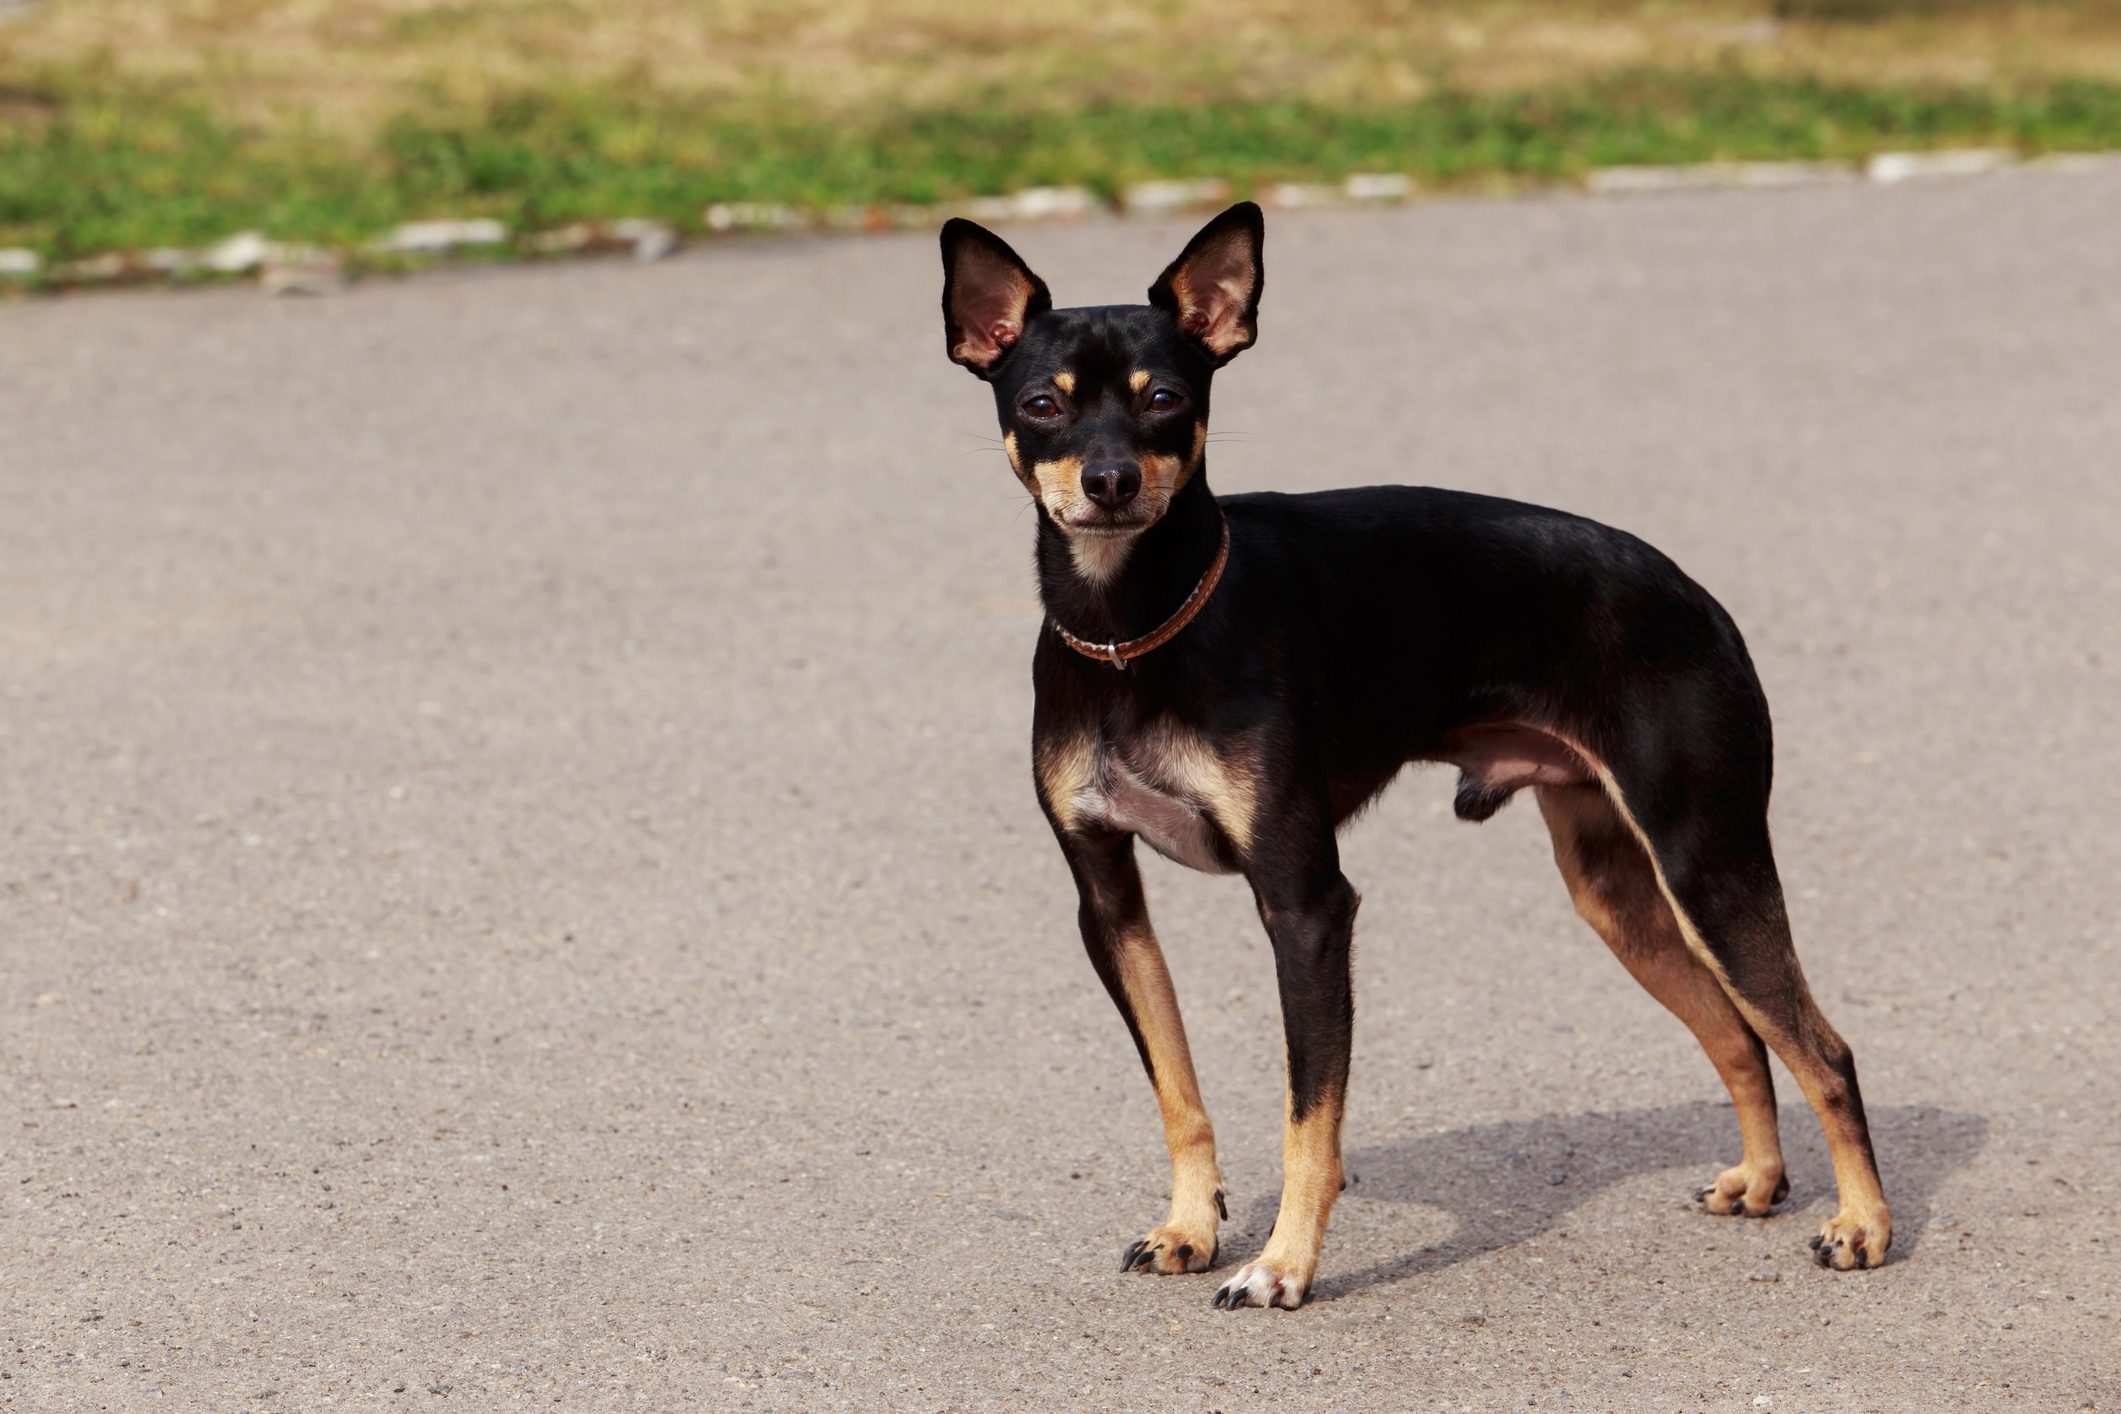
1589;738;1891;1271
1537;783;1787;1216
1058;828;1226;1276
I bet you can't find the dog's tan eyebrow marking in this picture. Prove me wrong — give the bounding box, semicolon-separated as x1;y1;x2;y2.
1053;371;1075;395
1129;370;1151;393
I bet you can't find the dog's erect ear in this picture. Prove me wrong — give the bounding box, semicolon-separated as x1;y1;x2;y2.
940;219;1053;377
1148;202;1264;366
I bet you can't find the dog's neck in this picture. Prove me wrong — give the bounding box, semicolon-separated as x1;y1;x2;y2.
1035;472;1226;646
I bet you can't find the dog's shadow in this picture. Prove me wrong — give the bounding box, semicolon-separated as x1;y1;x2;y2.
1237;1101;1988;1301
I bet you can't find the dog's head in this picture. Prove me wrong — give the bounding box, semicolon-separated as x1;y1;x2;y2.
940;203;1263;546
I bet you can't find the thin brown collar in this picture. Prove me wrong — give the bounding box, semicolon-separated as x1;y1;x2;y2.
1050;521;1231;670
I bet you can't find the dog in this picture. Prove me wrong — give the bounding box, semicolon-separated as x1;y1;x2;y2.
938;202;1889;1309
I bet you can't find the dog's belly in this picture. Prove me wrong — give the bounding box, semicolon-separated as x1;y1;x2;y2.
1072;759;1235;875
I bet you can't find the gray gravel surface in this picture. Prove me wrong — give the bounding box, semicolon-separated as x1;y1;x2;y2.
4;168;2118;1411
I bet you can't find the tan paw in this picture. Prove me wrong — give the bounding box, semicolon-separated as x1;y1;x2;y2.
1121;1219;1217;1275
1211;1257;1313;1310
1810;1207;1891;1270
1695;1161;1789;1217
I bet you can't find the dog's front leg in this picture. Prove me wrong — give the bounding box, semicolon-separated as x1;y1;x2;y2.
1215;833;1358;1311
1059;827;1226;1276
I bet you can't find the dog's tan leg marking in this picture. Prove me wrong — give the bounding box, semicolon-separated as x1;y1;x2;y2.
1216;1088;1342;1309
1043;731;1225;1275
1115;923;1225;1276
1538;785;1786;1215
1578;759;1891;1269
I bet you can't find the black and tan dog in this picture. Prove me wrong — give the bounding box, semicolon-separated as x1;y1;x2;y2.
938;203;1889;1310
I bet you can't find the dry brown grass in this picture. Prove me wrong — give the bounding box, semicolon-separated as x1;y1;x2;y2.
9;0;2121;137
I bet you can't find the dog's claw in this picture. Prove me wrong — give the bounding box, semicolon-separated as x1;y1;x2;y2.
1122;1240;1146;1272
1214;1189;1228;1222
1808;1234;1825;1251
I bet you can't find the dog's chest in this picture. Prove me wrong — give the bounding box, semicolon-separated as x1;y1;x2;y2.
1070;735;1236;875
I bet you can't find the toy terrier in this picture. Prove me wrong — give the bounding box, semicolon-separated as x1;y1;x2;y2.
938;203;1888;1309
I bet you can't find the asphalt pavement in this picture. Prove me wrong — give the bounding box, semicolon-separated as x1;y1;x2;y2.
3;165;2118;1411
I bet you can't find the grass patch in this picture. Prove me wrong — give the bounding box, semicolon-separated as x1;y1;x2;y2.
6;0;2121;267
6;69;2121;261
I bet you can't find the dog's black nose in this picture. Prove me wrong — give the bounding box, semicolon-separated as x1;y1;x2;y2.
1082;461;1141;509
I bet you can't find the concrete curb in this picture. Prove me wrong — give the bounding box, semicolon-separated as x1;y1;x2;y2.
1588;160;1861;194
1;146;2111;295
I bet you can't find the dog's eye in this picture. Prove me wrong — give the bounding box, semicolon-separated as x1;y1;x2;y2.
1148;388;1184;412
1022;395;1060;419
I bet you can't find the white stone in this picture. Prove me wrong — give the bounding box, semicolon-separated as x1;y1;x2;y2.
1263;183;1343;210
379;218;509;253
1866;148;2015;184
610;218;677;262
1343;172;1414;201
959;195;1018;223
1587;164;1734;195
0;248;39;277
1009;186;1099;220
204;230;275;273
1122;178;1229;217
704;202;803;233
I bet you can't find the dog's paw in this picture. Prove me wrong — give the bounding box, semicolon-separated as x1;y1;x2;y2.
1211;1258;1311;1310
1694;1161;1788;1218
1121;1220;1217;1275
1809;1207;1891;1271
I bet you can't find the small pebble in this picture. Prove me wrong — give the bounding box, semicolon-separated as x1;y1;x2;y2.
1750;1267;1781;1282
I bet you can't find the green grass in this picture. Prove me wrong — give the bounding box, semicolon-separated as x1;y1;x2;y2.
6;70;2121;267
